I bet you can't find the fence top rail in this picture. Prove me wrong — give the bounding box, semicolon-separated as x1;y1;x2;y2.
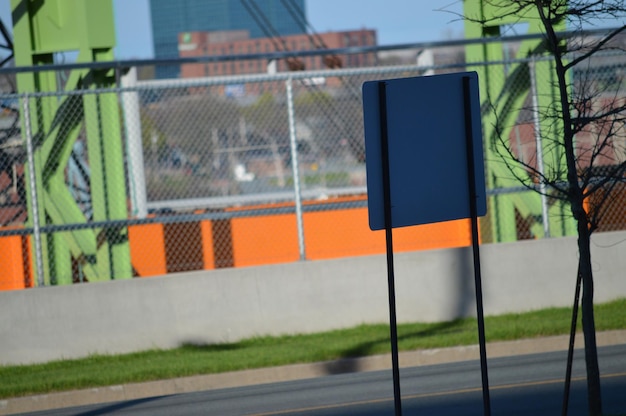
0;64;430;98
0;186;552;237
0;184;560;238
0;27;619;76
1;48;619;99
134;64;428;88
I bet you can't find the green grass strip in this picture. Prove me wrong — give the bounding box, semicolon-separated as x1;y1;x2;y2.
1;298;625;399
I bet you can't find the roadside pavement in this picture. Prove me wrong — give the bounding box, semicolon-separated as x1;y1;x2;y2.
2;330;625;415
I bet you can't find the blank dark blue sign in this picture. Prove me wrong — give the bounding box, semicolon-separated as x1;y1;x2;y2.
363;71;487;230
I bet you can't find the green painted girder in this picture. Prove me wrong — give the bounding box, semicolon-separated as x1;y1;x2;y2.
12;0;131;284
464;0;576;242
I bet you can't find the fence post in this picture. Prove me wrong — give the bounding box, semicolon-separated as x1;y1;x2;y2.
285;77;306;260
529;55;551;238
23;94;45;287
121;67;148;219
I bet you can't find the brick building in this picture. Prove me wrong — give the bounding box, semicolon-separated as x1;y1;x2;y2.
177;28;378;78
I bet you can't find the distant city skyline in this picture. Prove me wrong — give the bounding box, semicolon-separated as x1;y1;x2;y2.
1;0;620;62
178;27;377;79
0;0;466;61
149;0;307;78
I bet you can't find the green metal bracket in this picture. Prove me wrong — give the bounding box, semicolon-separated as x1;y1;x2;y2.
464;0;576;242
12;0;131;284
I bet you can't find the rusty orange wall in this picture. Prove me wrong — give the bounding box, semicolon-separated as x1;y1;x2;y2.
129;219;216;276
0;231;32;290
228;197;475;267
3;199;477;288
304;208;473;260
128;222;167;277
231;214;300;267
199;219;216;269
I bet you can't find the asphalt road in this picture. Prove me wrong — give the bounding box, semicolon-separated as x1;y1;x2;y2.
20;344;626;416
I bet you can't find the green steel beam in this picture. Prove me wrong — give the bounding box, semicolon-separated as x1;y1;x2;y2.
464;0;576;242
12;0;131;284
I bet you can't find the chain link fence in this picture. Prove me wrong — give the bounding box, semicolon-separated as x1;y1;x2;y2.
1;39;625;289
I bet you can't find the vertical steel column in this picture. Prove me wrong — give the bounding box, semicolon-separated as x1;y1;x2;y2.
464;0;571;242
11;0;132;283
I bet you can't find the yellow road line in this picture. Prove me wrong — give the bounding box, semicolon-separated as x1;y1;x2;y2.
248;372;626;416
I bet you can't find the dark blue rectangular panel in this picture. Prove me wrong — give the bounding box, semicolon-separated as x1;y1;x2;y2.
363;71;486;230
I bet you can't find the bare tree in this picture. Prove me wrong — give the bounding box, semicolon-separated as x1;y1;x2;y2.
465;2;626;415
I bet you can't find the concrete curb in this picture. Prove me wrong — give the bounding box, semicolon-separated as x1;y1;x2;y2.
2;330;625;415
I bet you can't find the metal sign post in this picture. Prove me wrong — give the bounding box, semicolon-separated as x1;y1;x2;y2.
378;80;403;416
462;75;491;416
363;71;489;416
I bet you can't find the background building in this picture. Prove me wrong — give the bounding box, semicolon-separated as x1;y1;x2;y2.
178;28;377;79
150;0;306;78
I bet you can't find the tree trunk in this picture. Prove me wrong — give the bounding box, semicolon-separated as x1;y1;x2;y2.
576;216;602;416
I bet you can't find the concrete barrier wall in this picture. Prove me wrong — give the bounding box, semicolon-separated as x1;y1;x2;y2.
2;231;626;365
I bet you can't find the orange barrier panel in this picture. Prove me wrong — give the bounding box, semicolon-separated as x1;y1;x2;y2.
226;196;476;267
230;213;300;267
0;230;32;290
304;207;383;259
199;219;216;269
393;217;474;250
304;208;473;260
1;198;478;288
128;222;167;277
